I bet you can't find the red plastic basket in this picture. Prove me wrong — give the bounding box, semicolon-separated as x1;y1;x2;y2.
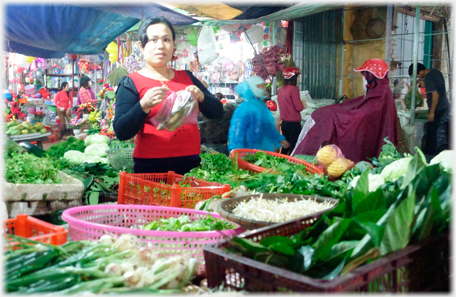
230;149;323;175
117;171;231;209
4;214;68;247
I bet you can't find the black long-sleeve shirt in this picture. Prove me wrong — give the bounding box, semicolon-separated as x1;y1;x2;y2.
113;71;223;141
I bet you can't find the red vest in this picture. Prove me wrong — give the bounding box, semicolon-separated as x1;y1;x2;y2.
128;71;201;159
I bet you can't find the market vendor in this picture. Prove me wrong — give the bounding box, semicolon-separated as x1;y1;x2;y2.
277;67;306;155
77;75;101;106
228;76;290;153
292;58;399;163
55;82;73;137
113;17;223;175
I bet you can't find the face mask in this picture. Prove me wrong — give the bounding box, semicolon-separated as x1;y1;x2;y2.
363;77;368;92
251;85;265;99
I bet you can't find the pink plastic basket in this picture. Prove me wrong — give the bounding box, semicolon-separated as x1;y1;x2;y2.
62;204;245;275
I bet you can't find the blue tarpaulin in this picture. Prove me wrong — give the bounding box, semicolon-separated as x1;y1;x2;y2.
4;4;198;58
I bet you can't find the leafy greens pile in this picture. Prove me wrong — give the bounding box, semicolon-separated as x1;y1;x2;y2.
224;149;451;280
141;214;236;232
5;152;61;184
186;153;348;198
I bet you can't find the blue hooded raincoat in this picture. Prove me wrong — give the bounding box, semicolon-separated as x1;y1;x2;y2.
228;80;285;152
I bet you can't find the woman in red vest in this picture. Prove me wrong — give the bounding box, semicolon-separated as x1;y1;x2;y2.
113;17;223;174
54;82;73;137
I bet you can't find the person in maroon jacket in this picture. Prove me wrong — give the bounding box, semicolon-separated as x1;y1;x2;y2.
292;58;399;163
113;17;223;174
277;67;306;155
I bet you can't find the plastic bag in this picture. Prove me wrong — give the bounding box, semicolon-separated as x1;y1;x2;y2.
315;144;354;178
197;26;218;65
149;91;199;132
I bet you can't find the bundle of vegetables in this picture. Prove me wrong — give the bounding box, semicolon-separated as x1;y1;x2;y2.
224;149;451;280
141;214;236;232
5;233;197;294
231;195;336;223
5;152;61;184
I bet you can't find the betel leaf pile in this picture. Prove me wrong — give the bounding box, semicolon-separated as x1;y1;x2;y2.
224;151;451;280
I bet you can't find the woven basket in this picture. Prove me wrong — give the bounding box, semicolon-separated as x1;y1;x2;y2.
230;149;324;175
219;193;338;230
106;148;134;170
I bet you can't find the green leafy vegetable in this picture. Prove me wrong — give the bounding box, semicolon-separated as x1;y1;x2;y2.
5;152;61;184
141;214;236;232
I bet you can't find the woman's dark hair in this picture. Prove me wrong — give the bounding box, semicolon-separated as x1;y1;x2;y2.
283;76;298;86
60;82;69;90
60;82;70;97
138;17;176;48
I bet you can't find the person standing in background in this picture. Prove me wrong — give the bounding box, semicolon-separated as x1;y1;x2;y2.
277;67;306;155
228;75;290;153
77;75;101;106
54;82;73;137
408;63;449;157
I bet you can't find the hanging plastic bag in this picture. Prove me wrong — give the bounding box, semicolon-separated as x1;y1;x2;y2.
315;144;354;179
197;26;218;65
149;91;199;132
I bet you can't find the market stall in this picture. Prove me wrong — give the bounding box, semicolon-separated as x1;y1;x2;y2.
3;3;452;294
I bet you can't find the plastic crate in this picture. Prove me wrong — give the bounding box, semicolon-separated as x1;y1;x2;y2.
118;171;231;209
62;204;246;275
4;214;68;247
203;216;449;292
106;148;134;170
230;148;324;175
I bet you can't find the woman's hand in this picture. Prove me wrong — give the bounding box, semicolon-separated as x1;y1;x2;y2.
280;140;291;149
140;86;169;113
185;85;204;102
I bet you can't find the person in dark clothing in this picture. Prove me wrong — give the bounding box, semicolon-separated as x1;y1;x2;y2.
113;17;223;174
436;106;451;153
277;67;306;155
408;63;449;156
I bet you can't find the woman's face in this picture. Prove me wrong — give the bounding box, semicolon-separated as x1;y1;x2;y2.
64;84;70;91
142;23;174;68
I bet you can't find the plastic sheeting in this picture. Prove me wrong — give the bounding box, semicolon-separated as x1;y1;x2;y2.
4;4;198;58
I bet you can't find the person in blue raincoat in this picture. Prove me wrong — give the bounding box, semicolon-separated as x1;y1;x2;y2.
228;76;290;152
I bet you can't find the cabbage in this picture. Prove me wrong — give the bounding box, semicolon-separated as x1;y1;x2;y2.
349;173;385;192
63;150;85;165
430;150;453;173
84;134;109;146
83;155;109;164
84;143;110;157
380;157;413;182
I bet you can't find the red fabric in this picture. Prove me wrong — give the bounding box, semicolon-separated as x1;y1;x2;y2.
284;21;293;55
54;90;73;109
128;71;201;159
354;58;388;79
292;75;399;163
277;85;305;122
